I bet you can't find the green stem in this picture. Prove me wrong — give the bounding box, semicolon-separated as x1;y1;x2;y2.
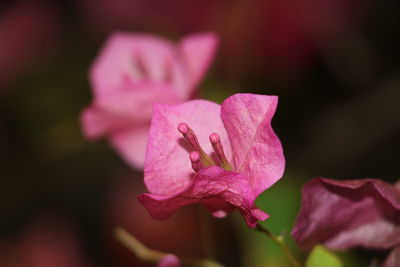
114;227;224;267
256;224;302;267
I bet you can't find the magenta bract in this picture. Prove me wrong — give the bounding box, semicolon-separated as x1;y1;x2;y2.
80;32;218;169
138;93;285;228
292;177;400;250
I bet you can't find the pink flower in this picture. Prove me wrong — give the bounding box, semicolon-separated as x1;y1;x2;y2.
292;177;400;250
81;32;218;169
292;177;400;266
138;93;285;228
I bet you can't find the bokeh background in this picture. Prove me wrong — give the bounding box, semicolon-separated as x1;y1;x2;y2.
1;0;399;266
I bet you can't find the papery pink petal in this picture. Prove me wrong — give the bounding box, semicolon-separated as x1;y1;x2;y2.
291;178;400;250
139;166;268;228
220;93;285;197
110;126;149;169
158;254;181;267
90;32;188;98
144;101;232;195
138;193;199;219
179;32;218;90
382;246;400;267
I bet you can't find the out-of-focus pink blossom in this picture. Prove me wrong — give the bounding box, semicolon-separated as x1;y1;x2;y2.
0;217;89;267
81;32;218;169
292;177;400;250
158;254;181;267
0;1;60;88
138;93;285;228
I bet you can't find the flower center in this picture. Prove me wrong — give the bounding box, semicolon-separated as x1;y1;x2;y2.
178;122;233;172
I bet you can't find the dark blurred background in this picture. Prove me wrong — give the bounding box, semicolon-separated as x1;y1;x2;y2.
1;0;399;266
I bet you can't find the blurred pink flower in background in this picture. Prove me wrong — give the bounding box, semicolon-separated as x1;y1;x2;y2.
81;32;218;169
0;1;60;89
139;93;285;228
292;177;400;266
0;217;90;267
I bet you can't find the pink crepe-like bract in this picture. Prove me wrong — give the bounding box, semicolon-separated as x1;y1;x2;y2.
292;177;400;250
80;32;218;169
138;93;285;228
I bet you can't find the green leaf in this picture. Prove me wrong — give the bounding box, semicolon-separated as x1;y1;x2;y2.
306;245;343;267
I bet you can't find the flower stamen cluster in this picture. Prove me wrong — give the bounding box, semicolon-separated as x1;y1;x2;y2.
178;122;232;172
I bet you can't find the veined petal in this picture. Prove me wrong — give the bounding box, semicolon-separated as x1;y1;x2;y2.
139;166;268;228
221;93;285;197
179;32;218;91
291;178;400;250
144;101;232;195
